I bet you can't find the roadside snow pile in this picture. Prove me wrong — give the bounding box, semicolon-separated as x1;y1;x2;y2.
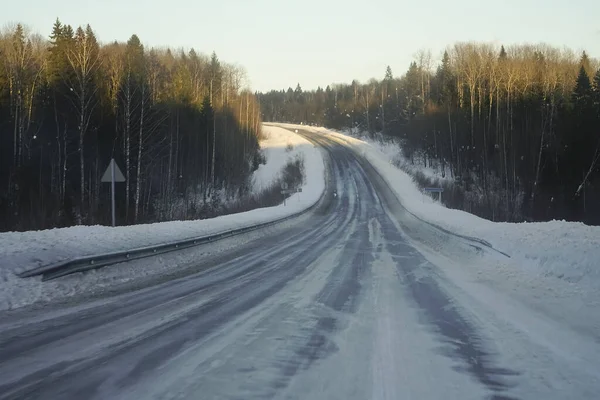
277;123;600;291
0;124;324;311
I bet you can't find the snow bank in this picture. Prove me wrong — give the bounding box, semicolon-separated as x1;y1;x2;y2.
276;123;600;293
0;124;325;311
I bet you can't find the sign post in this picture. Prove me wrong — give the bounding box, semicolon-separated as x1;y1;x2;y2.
101;159;126;226
281;182;288;206
111;161;115;226
280;183;303;206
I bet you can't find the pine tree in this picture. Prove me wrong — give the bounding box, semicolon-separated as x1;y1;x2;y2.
126;34;144;81
572;65;592;108
63;24;74;38
435;50;454;106
499;45;507;60
580;51;593;79
12;24;25;51
50;22;75;74
48;19;63;78
592;69;600;116
384;65;393;80
404;61;422;116
49;18;61;39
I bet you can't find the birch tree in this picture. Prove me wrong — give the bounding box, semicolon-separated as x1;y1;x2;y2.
66;25;100;221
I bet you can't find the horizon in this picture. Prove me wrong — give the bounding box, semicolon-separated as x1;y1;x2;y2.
4;0;600;92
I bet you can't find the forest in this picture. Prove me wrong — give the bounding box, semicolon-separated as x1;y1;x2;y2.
259;44;600;224
0;20;264;232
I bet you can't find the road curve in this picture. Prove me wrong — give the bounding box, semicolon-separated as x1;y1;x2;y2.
0;129;598;400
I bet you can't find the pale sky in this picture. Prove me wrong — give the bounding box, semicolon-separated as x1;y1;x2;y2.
4;0;600;91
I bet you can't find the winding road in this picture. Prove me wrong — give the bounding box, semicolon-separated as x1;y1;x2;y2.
0;128;598;400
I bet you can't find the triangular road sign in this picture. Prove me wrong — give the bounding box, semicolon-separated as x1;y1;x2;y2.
101;159;126;183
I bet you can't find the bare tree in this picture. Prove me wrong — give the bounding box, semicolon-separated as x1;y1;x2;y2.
66;25;101;221
531;46;560;205
104;43;124;136
415;48;433;109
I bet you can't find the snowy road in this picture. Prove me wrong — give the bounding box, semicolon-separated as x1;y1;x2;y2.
1;129;598;399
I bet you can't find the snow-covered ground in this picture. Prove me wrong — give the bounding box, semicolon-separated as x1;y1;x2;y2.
0;125;325;311
276;123;600;336
252;124;312;193
344;129;454;183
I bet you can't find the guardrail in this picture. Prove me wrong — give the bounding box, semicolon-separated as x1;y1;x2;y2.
19;191;326;282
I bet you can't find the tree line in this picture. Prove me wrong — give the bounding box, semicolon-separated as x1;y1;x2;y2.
0;20;263;231
259;43;600;224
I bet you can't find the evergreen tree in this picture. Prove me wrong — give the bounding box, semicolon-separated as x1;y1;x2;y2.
592;69;600;117
126;34;145;81
12;24;25;51
566;64;596;208
580;51;593;79
48;19;64;80
435;50;454;106
499;45;507;60
294;83;303;103
404;61;422;117
572;65;593;108
384;65;393;80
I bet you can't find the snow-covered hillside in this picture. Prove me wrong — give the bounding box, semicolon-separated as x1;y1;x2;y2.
0;125;325;311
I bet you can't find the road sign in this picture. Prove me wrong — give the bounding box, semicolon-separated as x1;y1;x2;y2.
101;159;125;227
423;187;443;202
101;159;125;182
281;182;288;190
281;186;303;206
281;187;302;194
